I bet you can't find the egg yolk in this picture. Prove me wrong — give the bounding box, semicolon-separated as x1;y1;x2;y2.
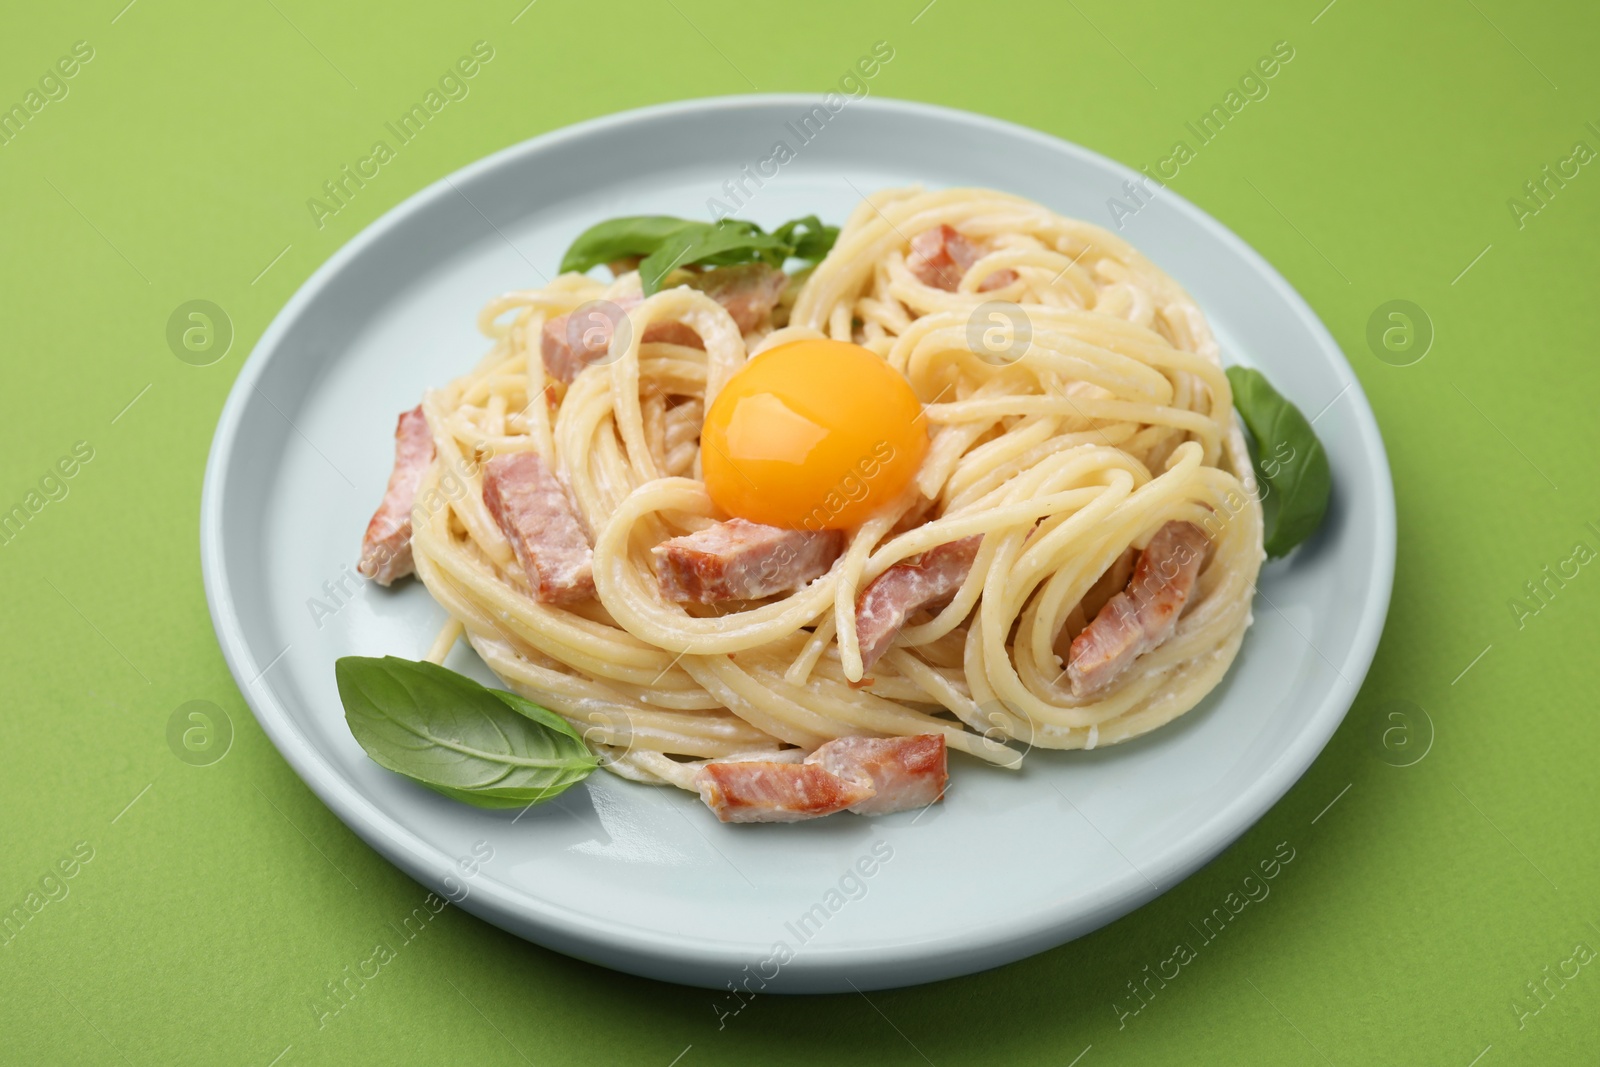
701;339;928;530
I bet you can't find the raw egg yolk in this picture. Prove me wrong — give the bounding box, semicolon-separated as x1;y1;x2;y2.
701;339;928;530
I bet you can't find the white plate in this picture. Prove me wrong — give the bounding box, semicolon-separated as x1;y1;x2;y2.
201;95;1394;993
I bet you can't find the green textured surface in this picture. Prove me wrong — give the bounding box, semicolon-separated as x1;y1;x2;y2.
3;0;1596;1063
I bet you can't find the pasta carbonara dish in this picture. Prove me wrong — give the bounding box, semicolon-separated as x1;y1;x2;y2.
347;186;1283;825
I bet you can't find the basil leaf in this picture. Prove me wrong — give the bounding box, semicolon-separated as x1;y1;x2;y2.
559;216;703;275
1225;366;1332;559
335;656;596;808
772;215;839;263
639;224;789;293
560;214;841;294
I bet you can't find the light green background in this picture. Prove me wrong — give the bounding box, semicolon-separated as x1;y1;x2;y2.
3;0;1597;1063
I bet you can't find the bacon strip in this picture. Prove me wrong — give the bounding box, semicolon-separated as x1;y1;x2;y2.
804;734;947;816
684;263;788;332
481;452;595;605
695;761;875;824
907;224;1018;292
854;536;982;671
541;294;636;384
1052;547;1139;664
1067;521;1210;697
653;519;842;604
357;405;434;586
694;733;947;823
541;263;787;383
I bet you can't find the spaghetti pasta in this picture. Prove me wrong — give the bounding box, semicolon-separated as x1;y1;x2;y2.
399;186;1264;801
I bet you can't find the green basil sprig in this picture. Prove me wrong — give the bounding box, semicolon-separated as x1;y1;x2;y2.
559;214;839;295
1225;366;1332;559
336;656;596;808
